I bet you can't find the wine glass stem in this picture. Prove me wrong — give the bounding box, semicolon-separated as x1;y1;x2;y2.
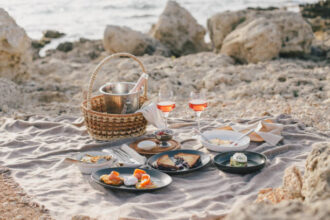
196;111;202;131
163;112;169;128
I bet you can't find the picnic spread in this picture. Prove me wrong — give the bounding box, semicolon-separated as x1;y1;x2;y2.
0;53;327;219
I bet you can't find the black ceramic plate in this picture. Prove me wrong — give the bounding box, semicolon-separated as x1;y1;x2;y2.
91;167;172;192
213;151;267;174
147;149;211;175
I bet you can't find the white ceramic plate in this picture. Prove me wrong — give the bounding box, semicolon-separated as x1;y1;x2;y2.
75;151;117;174
201;130;250;152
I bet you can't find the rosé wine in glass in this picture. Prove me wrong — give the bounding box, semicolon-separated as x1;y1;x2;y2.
189;99;208;112
189;92;207;131
158;87;175;128
157;101;176;113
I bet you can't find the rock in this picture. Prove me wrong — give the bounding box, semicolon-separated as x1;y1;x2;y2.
43;30;65;38
225;142;330;220
282;166;303;198
72;215;97;220
57;42;74;52
225;199;330;220
0;8;32;82
208;10;314;59
44;38;104;62
302;142;330;202
103;25;170;56
221;17;281;63
149;1;208;56
247;6;279;11
0;78;23;112
31;40;47;49
300;0;330;18
255;166;303;204
14;215;24;220
31;38;52;59
304;15;330;60
306;16;330;32
263;11;314;55
207;10;247;51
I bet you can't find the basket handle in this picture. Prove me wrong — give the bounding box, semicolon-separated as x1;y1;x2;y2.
86;52;148;110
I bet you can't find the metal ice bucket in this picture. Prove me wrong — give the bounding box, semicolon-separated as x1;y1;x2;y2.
99;82;142;114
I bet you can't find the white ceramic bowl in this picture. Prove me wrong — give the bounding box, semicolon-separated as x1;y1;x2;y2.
75;151;117;174
201;130;250;152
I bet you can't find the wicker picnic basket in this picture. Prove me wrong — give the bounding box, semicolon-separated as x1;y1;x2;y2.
81;53;148;141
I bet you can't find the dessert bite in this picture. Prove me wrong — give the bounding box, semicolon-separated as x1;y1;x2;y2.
155;153;201;170
156;155;178;170
230;153;248;167
174;153;201;168
100;171;123;186
133;169;147;181
135;174;156;189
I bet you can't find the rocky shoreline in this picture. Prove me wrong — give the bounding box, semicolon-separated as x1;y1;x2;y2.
0;0;329;219
226;142;330;220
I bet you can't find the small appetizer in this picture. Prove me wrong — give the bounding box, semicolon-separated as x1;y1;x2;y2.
135;174;156;189
156;155;178;170
154;129;173;142
123;176;138;186
81;154;112;163
133;169;146;181
174;153;200;168
156;153;201;170
100;171;123;186
155;129;172;137
230;153;248;167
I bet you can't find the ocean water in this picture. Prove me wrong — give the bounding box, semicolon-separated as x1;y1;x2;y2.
2;0;318;42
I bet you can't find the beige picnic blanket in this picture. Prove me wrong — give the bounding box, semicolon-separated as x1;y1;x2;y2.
0;114;328;219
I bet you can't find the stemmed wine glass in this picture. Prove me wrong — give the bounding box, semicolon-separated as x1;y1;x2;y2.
157;86;176;129
189;91;208;131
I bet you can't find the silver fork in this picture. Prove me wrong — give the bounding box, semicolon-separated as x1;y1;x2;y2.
111;148;125;162
112;148;140;164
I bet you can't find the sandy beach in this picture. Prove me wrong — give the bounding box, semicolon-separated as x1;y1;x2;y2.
0;0;329;219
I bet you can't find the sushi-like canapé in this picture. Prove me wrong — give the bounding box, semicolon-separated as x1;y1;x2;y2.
230;153;247;167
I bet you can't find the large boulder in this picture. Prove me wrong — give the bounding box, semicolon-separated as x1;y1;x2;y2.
302;142;330;202
225;199;330;220
225;141;330;220
262;11;314;55
149;1;208;56
208;10;314;59
0;78;23;113
221;17;281;63
207;10;247;52
103;25;170;56
299;0;330;19
255;166;304;204
0;8;31;82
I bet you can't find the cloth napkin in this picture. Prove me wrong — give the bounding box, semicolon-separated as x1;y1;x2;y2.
221;120;284;146
120;144;147;165
136;103;165;129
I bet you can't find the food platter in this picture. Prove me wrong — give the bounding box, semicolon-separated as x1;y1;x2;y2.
147;149;211;175
74;151;117;174
91;167;172;192
213;151;267;174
